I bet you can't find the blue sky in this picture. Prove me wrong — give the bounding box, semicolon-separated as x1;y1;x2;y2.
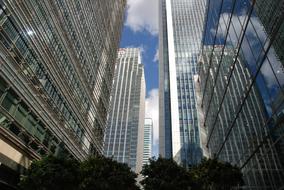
120;0;159;157
120;27;159;92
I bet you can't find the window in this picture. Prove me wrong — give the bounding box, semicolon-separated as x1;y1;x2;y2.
0;77;7;97
24;114;37;134
2;19;18;40
15;103;28;124
0;113;9;127
34;122;45;141
1;90;18;114
15;36;28;55
9;124;21;136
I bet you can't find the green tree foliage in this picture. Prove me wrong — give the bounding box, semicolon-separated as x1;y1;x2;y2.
141;157;194;190
80;156;139;190
19;155;80;190
141;157;244;190
190;158;244;190
19;155;139;190
19;155;243;190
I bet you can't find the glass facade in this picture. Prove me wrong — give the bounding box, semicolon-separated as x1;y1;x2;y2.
0;0;125;180
104;48;145;173
159;0;172;159
143;118;153;165
159;0;207;166
196;0;284;188
254;0;284;67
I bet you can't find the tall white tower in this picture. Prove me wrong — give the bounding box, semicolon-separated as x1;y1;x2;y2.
104;48;145;173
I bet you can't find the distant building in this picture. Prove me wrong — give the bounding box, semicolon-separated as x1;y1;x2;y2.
159;0;207;167
143;118;153;165
104;48;145;173
0;0;126;188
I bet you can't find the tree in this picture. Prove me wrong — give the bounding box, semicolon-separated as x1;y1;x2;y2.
190;158;244;190
79;156;139;190
141;157;244;190
19;155;80;190
19;155;139;190
141;157;194;190
19;155;243;190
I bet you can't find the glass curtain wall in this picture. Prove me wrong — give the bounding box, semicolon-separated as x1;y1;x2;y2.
198;0;284;188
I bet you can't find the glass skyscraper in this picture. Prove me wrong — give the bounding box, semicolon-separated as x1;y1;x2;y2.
196;46;284;189
159;0;207;166
197;0;284;188
254;2;284;176
271;91;284;171
0;0;126;188
104;48;145;173
143;118;153;165
254;0;284;66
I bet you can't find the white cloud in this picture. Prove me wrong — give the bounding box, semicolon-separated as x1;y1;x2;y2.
153;48;159;62
260;49;284;88
213;13;266;45
145;88;159;157
213;13;284;89
139;45;146;54
210;12;284;122
125;0;159;35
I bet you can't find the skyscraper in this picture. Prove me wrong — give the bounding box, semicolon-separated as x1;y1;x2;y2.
104;48;145;173
254;0;284;66
0;0;125;188
195;46;284;188
159;0;207;166
198;0;284;188
271;91;284;170
143;118;153;165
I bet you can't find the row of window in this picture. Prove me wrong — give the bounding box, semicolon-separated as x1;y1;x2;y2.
0;77;66;157
0;4;93;151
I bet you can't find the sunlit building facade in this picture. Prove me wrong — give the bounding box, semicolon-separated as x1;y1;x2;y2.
0;0;126;188
197;0;284;188
143;118;153;165
104;48;145;173
159;0;207;166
